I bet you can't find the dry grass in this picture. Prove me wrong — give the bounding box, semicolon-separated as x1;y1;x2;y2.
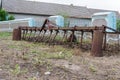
0;32;120;80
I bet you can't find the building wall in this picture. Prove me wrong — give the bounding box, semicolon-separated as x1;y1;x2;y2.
12;14;48;27
0;21;29;31
11;13;91;27
69;18;91;27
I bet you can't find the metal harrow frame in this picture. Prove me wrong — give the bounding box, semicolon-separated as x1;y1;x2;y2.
13;19;120;57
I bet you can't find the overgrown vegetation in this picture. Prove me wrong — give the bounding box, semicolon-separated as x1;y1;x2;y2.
0;8;15;21
8;15;15;20
116;19;120;31
58;12;70;27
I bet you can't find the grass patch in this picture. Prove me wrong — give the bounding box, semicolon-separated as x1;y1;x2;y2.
31;46;73;60
10;64;28;76
42;51;72;59
8;45;17;48
89;64;97;73
0;32;12;38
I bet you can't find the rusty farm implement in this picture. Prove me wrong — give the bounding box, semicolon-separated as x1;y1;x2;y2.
13;19;120;57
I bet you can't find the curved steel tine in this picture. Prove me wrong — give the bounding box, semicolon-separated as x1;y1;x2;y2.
22;29;25;40
80;31;84;47
62;30;67;42
38;30;44;42
33;27;39;42
39;30;47;42
24;27;28;40
49;29;59;44
32;27;37;41
53;30;59;41
44;29;53;43
117;34;120;51
70;31;74;43
51;30;59;45
35;29;42;42
28;29;33;41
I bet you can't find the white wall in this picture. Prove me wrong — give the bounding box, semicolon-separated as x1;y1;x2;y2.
69;18;91;27
13;14;48;26
11;13;91;27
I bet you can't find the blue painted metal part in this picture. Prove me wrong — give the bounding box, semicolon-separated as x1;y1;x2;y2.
92;12;116;32
48;15;64;27
28;18;35;27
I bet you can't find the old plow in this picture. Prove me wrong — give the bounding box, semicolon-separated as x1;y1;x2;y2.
13;19;120;57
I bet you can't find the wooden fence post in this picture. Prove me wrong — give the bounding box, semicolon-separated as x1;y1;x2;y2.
91;30;104;57
12;27;21;40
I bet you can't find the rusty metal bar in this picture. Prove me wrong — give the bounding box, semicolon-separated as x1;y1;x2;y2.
80;31;84;47
13;28;21;40
103;26;107;50
91;30;104;57
20;26;105;32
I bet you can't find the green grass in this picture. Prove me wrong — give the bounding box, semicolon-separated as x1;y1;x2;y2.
0;32;73;67
30;45;73;60
89;64;97;73
10;64;28;76
0;32;12;38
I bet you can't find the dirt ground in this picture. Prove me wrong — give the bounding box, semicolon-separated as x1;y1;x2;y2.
0;32;120;80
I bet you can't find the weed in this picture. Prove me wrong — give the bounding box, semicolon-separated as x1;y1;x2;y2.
10;64;28;76
10;64;21;76
8;45;17;48
89;64;97;73
28;77;37;80
32;56;47;66
21;54;29;60
46;62;53;71
32;50;37;54
55;35;63;41
43;51;72;59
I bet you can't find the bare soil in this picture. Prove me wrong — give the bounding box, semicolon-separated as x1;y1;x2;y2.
0;32;120;80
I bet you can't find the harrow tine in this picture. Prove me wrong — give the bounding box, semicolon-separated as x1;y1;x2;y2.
35;29;42;42
45;29;53;42
49;29;59;45
22;29;25;40
36;31;42;42
22;27;28;40
24;27;28;40
80;31;84;47
27;29;33;41
62;30;67;42
91;31;93;40
53;30;59;41
32;27;37;41
70;31;74;42
49;30;53;39
39;30;47;42
117;34;120;51
66;30;76;47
